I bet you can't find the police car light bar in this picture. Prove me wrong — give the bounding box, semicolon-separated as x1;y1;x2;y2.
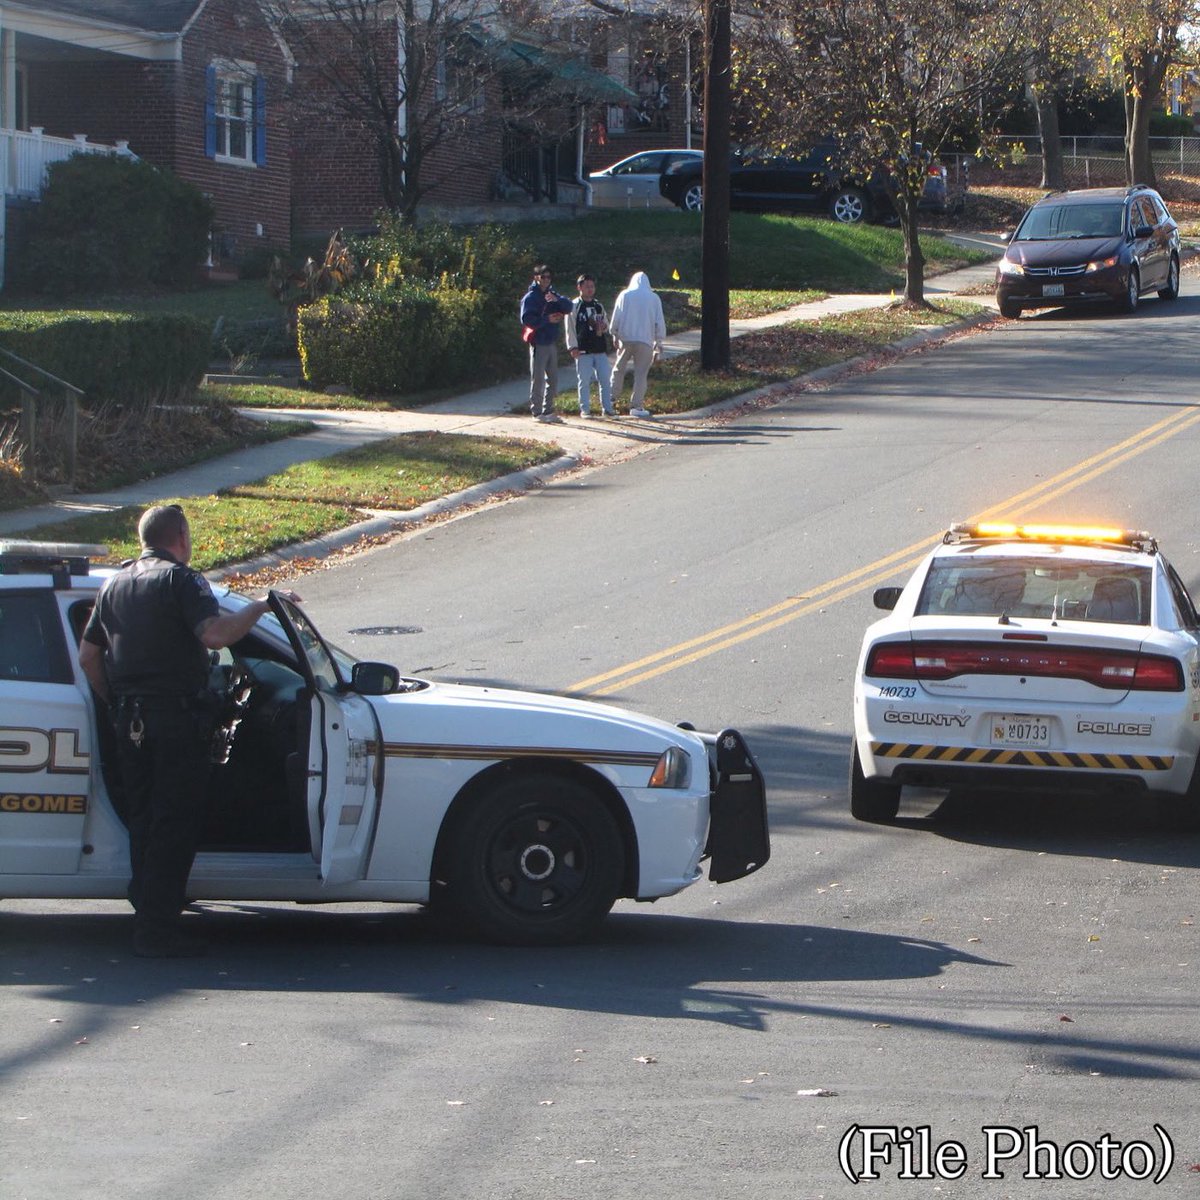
0;540;111;582
944;522;1157;553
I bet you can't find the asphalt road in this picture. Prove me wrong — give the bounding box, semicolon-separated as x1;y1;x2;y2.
5;289;1200;1198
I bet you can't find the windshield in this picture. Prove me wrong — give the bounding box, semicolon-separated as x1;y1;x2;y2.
916;557;1150;624
1015;203;1124;241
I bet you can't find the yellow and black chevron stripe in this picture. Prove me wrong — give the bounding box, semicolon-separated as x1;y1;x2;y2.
871;741;1174;771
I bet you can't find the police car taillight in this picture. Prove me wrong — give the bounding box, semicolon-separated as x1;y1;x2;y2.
865;643;917;677
867;640;1183;691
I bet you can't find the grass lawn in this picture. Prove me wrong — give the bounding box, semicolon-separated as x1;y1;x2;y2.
17;433;560;571
566;299;987;416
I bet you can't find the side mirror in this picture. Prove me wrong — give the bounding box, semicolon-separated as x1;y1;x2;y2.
1000;230;1014;244
350;660;401;695
1133;224;1154;239
873;586;903;611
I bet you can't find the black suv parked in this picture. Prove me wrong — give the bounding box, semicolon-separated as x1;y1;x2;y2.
658;141;947;223
995;185;1180;318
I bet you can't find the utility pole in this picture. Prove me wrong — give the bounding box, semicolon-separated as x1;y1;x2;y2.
700;0;730;370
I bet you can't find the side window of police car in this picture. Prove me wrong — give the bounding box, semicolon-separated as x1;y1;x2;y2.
0;592;72;683
1165;563;1200;630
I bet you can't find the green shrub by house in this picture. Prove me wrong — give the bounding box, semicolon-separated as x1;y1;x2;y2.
12;155;213;292
341;218;532;381
0;311;210;409
297;285;486;394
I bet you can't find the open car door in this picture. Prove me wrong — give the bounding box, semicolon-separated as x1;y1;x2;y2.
267;592;382;886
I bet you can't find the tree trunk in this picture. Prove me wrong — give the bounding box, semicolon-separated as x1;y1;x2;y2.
1126;88;1157;187
700;0;731;371
1028;77;1064;190
899;192;925;304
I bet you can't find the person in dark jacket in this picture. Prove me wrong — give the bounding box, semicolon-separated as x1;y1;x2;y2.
79;504;298;957
520;264;573;422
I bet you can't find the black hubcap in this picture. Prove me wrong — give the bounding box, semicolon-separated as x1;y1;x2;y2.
486;812;589;913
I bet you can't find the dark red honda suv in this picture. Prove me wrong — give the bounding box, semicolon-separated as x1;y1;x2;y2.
995;186;1180;318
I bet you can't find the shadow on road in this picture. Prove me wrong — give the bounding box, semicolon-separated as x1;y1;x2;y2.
907;788;1200;869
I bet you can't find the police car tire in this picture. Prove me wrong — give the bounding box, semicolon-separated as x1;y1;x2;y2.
445;774;624;945
849;744;901;823
1156;762;1200;831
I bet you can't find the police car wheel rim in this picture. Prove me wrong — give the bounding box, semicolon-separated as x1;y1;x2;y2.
486;809;592;913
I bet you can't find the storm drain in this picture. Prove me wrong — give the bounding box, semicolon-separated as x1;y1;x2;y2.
348;625;423;636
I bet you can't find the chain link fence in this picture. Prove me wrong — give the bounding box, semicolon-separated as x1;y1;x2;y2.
968;135;1200;190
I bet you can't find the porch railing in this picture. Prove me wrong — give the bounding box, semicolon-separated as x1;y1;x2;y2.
1;127;134;198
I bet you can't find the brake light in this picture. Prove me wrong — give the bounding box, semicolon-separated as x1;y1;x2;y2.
865;641;1183;691
865;643;917;677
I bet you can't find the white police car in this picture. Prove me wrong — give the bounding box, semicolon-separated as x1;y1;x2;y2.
851;523;1200;824
0;541;768;943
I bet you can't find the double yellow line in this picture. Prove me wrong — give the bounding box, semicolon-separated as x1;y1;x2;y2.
571;403;1200;697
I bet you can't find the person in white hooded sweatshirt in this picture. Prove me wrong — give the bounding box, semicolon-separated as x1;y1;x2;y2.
608;271;665;418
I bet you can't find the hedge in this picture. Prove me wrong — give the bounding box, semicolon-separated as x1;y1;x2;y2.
0;310;210;409
297;286;486;394
11;154;212;292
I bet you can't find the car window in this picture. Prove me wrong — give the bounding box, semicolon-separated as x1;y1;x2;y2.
612;155;655;176
0;591;73;682
1164;562;1199;629
915;557;1151;624
1151;193;1172;223
1016;203;1124;240
1130;197;1155;230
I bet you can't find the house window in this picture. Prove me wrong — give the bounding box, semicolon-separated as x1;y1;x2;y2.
205;61;266;166
435;38;484;114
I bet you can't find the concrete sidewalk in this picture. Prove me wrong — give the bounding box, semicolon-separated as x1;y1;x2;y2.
0;253;1001;545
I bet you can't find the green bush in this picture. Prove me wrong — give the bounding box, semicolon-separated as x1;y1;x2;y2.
347;217;532;377
1150;112;1195;138
0;310;210;409
297;285;485;394
12;155;213;292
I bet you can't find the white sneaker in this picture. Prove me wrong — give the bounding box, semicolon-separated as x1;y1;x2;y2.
630;407;652;419
579;410;592;419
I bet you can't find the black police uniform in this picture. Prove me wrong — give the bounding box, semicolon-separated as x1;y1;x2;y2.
82;548;220;941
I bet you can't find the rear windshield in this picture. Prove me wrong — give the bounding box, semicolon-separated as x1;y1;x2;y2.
915;557;1150;625
1015;203;1124;240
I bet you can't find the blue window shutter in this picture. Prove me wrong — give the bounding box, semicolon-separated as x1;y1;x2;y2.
253;74;267;166
204;64;217;157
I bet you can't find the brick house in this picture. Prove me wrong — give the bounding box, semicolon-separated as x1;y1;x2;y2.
1;0;293;267
0;0;695;278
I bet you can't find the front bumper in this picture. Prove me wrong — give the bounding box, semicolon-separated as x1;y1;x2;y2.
701;728;770;882
995;267;1125;309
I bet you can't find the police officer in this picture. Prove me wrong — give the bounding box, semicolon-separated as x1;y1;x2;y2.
79;504;298;958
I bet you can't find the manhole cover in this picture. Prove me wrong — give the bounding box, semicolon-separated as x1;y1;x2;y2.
348;625;423;636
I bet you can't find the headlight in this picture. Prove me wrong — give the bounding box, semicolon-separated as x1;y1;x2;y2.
997;257;1024;276
1085;254;1120;273
648;746;691;789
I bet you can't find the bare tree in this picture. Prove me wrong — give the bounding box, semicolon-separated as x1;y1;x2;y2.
272;0;509;222
737;0;1029;304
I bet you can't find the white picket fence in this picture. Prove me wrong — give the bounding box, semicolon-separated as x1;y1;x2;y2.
0;126;133;197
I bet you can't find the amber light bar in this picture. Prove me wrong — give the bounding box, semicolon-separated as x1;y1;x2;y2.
945;522;1156;551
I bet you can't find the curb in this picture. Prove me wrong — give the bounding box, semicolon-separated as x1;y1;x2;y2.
207;452;581;581
207;306;994;581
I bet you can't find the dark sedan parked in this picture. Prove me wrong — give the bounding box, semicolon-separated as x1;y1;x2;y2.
995;186;1180;318
658;142;947;223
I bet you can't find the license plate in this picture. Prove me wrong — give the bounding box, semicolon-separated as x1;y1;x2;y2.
1042;283;1065;297
991;714;1052;747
